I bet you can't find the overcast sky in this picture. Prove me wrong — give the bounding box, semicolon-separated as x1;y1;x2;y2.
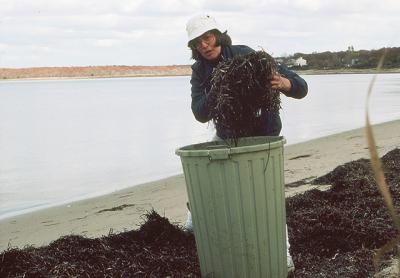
1;0;399;68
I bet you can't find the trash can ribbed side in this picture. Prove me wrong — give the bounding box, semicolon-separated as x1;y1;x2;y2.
176;137;287;278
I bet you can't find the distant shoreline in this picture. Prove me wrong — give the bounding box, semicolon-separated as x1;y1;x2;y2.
0;73;191;82
0;65;192;81
295;68;400;75
1;66;400;81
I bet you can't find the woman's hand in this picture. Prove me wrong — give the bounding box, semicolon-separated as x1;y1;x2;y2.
270;74;291;93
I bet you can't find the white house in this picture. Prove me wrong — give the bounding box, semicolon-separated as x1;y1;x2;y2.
294;57;307;67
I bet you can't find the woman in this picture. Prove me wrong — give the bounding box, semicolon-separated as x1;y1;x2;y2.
186;14;308;140
184;14;307;273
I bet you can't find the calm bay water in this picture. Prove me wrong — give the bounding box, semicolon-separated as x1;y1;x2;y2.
0;74;399;219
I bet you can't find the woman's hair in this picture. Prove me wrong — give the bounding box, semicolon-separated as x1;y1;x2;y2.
187;29;232;60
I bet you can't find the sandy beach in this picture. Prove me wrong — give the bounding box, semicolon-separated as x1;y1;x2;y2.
1;119;399;252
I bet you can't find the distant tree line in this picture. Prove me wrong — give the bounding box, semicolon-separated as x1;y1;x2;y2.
279;47;400;70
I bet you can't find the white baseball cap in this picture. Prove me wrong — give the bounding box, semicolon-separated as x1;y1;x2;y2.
186;14;222;42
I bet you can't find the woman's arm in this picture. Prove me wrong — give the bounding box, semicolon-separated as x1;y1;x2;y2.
273;64;308;99
190;66;212;123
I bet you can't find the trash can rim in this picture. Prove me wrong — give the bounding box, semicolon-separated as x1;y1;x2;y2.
175;136;286;157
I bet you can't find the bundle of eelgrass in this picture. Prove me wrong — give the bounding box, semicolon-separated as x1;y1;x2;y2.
207;50;281;140
0;210;200;277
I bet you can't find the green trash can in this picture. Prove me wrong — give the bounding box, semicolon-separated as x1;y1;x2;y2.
175;136;287;278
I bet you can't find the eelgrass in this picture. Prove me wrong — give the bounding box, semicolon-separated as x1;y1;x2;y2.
287;148;400;277
207;50;281;142
0;210;200;277
365;48;400;275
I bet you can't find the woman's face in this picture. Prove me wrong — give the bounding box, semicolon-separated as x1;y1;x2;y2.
194;32;222;62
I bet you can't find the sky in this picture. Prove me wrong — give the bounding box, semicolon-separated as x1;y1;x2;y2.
0;0;399;68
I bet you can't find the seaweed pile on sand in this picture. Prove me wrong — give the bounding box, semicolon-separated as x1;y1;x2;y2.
0;210;200;277
1;149;400;277
207;50;281;141
287;148;400;277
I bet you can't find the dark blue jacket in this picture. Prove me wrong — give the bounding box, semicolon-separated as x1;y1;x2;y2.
190;45;308;139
